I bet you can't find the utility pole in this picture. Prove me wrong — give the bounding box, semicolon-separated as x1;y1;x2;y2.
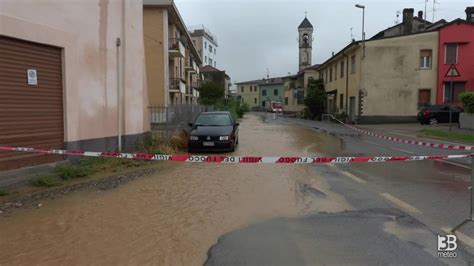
355;4;366;58
424;0;428;28
432;0;439;22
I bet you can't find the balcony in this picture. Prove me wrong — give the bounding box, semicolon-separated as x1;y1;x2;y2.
169;78;186;93
185;57;198;73
191;79;201;90
168;38;185;58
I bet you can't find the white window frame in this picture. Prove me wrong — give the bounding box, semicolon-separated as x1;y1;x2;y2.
420;55;432;69
444;43;458;64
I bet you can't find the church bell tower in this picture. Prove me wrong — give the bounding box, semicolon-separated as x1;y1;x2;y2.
298;16;313;71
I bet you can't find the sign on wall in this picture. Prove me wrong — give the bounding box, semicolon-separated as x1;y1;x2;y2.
27;69;38;85
445;64;460;77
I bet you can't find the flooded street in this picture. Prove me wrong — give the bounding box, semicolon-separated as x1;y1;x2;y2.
0;114;350;265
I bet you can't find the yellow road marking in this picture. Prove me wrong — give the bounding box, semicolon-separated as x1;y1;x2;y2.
441;226;474;248
379;192;422;214
341;170;367;184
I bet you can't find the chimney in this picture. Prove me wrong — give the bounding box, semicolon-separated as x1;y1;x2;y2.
418;10;423;19
466;6;474;23
402;8;414;34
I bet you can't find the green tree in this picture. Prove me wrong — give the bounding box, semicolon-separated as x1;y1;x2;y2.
303;78;326;119
198;81;225;106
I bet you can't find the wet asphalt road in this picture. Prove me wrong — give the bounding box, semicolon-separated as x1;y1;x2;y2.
206;113;474;265
0;113;473;265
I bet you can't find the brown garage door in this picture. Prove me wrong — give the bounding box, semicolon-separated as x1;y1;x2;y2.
0;36;64;171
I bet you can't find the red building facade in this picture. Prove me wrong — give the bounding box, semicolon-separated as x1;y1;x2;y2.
437;14;474;105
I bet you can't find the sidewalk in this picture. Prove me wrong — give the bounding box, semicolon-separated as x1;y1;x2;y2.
358;123;474;147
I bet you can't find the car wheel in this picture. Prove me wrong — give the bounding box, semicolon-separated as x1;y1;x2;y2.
230;139;236;152
428;117;438;125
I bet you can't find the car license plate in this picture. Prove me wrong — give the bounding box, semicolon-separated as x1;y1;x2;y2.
203;141;215;147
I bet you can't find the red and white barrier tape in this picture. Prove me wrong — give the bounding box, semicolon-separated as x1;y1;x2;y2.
329;116;474;151
0;146;471;164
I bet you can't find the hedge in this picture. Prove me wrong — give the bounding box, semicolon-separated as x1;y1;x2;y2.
459;91;474;113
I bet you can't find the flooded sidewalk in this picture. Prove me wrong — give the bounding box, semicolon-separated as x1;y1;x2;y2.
0;114;350;265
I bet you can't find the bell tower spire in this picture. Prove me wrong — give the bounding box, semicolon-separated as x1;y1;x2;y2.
298;15;313;71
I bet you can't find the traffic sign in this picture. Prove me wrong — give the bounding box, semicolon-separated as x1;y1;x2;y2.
445;64;460;77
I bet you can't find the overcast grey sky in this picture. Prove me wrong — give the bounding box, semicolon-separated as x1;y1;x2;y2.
175;0;473;83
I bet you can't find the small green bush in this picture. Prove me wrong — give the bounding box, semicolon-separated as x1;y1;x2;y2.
459;91;474;113
0;189;10;196
54;164;94;180
213;99;249;120
138;133;165;154
30;176;62;187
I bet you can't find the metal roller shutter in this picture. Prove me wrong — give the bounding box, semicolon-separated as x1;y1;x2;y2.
0;36;64;171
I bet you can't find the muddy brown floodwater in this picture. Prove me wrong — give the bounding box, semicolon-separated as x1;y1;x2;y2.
0;114;351;265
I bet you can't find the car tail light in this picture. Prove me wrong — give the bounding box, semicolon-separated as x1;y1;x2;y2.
423;110;431;117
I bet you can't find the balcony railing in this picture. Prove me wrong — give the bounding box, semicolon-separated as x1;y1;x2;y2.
168;38;185;58
185;57;197;72
169;78;186;93
191;80;201;89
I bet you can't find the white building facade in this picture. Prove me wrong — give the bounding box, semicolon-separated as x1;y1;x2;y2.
189;25;218;67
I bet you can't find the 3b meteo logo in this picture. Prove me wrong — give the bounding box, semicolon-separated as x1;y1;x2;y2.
437;234;457;258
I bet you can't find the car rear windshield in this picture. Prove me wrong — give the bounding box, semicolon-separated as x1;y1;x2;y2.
195;114;232;126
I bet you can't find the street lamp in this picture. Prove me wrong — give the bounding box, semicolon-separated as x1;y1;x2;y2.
355;4;366;58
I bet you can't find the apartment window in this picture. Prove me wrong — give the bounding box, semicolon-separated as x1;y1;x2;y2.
418;89;431;108
214;49;216;55
205;42;207;48
445;44;458;64
274;89;278;96
254;98;257;104
340;94;344;109
420;50;432;69
285;97;288;105
325;70;328;84
334;65;337;80
214;61;216;67
296;91;304;105
350;55;356;74
209;58;213;66
205;56;207;64
241;86;244;92
209;45;213;53
340;61;344;78
262;89;267;96
329;67;333;82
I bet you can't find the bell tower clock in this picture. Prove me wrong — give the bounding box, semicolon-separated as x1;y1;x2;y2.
298;15;313;71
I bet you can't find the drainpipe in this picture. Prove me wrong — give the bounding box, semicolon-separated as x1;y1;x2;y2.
342;51;349;122
118;0;126;152
116;37;122;152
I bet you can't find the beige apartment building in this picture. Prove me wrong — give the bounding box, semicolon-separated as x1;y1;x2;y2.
0;0;149;170
143;0;202;106
318;31;438;123
362;32;438;122
317;42;362;121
